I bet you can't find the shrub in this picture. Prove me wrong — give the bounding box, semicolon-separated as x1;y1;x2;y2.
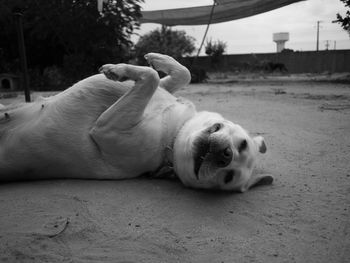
134;26;196;64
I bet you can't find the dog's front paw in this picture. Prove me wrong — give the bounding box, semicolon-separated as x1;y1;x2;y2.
144;53;177;74
99;64;129;82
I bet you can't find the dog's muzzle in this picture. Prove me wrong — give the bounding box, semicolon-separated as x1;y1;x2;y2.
193;125;233;179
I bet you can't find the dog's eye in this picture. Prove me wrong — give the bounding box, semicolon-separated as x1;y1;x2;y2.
209;123;222;133
238;139;248;153
224;170;235;184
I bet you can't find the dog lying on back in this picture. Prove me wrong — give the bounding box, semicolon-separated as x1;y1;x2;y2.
0;53;273;192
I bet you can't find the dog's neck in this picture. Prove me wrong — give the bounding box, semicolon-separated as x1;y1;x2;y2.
152;98;195;178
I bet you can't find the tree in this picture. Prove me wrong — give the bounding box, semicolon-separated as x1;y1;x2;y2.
334;0;350;36
0;0;143;85
205;38;227;57
204;38;227;67
134;26;196;64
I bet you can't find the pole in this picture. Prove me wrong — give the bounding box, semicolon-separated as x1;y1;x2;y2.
13;12;31;102
191;0;216;68
195;1;216;58
325;40;330;50
316;21;322;52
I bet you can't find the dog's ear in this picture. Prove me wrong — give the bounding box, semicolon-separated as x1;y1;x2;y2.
241;174;274;192
253;136;267;153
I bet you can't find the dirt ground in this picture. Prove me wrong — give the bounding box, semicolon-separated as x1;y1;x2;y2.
0;76;349;263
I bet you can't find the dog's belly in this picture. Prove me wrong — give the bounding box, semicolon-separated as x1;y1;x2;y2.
0;100;109;180
0;76;129;180
0;76;196;181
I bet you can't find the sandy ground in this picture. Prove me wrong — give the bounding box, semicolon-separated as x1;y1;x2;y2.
0;77;349;262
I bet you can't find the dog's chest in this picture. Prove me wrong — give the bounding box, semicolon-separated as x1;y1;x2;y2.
142;91;195;143
119;94;195;174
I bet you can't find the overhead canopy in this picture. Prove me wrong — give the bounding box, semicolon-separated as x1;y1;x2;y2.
140;0;305;26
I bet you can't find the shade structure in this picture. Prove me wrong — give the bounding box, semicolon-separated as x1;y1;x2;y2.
140;0;305;26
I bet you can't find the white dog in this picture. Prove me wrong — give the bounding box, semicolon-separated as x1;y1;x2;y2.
0;53;272;192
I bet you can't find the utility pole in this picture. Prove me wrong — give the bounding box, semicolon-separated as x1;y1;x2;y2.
325;40;330;50
316;20;322;52
13;11;31;102
334;41;337;50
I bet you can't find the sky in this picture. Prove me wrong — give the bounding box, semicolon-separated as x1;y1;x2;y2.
132;0;350;54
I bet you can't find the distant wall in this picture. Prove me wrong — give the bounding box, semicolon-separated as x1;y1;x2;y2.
182;50;350;73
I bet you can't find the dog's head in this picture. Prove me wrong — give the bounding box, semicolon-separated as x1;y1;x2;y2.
173;112;273;192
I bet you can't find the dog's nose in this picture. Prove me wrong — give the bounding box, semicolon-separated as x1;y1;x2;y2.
213;146;232;167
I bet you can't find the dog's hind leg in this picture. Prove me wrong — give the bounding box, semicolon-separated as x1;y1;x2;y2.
90;64;160;147
144;53;191;94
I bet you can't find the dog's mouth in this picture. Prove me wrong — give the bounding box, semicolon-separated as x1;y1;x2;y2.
192;123;223;179
193;134;211;178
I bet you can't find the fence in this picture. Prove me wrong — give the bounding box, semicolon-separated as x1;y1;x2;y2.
183;50;350;73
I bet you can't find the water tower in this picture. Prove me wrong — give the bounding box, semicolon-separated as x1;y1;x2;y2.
273;32;289;52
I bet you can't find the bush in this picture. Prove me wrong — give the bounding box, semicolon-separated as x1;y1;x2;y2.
189;67;208;83
134;26;196;64
204;39;227;67
43;66;64;87
205;39;227;57
62;53;96;85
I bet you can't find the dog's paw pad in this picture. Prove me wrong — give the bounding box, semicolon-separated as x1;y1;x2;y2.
144;53;175;73
99;64;128;82
99;64;119;81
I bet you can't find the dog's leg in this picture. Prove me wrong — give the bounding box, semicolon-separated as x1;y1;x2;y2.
144;53;191;94
90;64;159;143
